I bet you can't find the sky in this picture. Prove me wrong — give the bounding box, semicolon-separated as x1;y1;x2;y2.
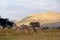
0;0;60;20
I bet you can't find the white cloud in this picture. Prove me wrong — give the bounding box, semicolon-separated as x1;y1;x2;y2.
0;2;8;7
16;0;59;10
5;11;16;14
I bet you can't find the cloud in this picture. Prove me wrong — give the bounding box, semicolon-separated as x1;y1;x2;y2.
0;10;17;20
16;0;59;10
0;0;60;20
0;2;8;7
5;11;16;14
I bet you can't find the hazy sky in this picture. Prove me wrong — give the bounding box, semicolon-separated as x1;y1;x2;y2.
0;0;60;20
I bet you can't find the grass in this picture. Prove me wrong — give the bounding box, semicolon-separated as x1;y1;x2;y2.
0;29;60;40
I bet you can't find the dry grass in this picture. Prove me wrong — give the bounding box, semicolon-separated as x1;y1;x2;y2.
0;29;60;40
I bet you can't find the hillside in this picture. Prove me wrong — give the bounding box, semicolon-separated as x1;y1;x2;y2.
15;12;60;27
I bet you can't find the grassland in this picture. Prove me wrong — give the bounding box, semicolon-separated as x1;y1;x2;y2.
0;29;60;40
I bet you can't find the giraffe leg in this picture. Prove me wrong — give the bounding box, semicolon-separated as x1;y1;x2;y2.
33;27;37;32
40;27;44;33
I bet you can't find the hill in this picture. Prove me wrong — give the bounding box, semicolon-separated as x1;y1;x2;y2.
15;12;60;27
